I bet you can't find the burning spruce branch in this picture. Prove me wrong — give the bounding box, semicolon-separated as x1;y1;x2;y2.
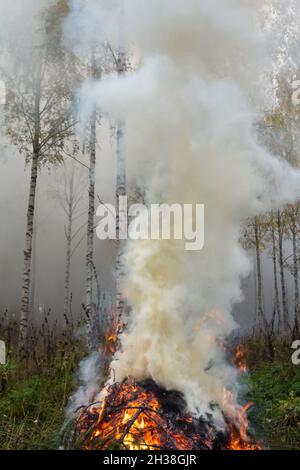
69;379;261;451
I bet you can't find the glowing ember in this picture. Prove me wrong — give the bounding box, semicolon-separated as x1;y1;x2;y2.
71;379;261;451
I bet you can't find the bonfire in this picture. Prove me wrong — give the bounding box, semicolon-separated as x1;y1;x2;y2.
70;376;261;451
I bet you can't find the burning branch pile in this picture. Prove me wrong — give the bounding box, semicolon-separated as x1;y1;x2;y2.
70;379;261;451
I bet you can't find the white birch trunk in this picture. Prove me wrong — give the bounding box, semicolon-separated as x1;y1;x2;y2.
63;169;75;320
291;209;300;333
277;210;289;332
19;58;42;359
254;218;265;330
271;211;281;331
115;41;127;324
86;55;98;351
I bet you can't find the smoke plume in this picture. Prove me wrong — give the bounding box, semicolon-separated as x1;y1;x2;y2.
66;0;300;426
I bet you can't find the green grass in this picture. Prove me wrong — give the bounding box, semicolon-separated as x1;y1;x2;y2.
0;352;79;450
247;359;300;449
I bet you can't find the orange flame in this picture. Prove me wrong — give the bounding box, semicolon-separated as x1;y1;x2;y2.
234;344;248;373
75;381;261;451
223;388;261;450
78;382;194;450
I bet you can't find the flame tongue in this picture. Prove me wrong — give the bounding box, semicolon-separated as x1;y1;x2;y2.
76;380;196;450
73;379;261;451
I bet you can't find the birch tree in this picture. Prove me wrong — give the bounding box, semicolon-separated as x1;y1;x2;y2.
109;20;128;325
4;1;77;357
270;211;281;331
242;217;268;331
50;159;86;320
277;209;289;333
253;217;266;329
85;53;98;351
64;165;76;321
261;76;300;334
285;203;300;334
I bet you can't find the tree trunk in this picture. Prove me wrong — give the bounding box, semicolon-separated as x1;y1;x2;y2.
271;211;281;331
85;55;98;351
115;45;127;324
63;170;74;321
254;218;264;330
291;211;300;334
30;184;38;316
19;59;42;359
277;209;289;332
19;152;39;357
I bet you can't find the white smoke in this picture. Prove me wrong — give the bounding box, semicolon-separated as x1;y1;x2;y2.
66;352;103;418
66;0;300;426
64;0;122;53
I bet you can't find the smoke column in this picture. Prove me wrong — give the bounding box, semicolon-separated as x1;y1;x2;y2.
66;0;300;426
